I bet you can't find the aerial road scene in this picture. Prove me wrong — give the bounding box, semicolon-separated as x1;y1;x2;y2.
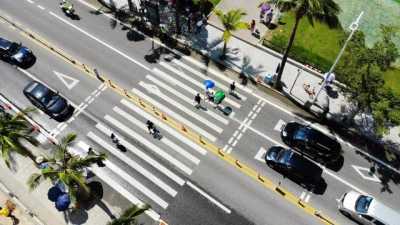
0;0;399;225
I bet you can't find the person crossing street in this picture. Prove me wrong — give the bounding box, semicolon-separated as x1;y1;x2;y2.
194;93;202;108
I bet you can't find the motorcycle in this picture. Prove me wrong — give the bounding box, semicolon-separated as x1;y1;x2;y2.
59;1;80;20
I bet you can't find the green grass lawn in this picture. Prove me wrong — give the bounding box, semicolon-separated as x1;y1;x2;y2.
265;12;400;95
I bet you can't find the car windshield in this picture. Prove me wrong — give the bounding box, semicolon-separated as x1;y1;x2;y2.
355;195;373;213
277;150;291;163
294;127;315;141
8;43;20;54
45;95;61;108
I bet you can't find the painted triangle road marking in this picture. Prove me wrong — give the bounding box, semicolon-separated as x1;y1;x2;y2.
254;147;267;162
54;71;79;90
352;165;381;183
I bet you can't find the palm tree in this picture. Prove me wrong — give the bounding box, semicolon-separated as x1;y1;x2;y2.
263;0;340;90
214;9;249;59
107;203;151;225
0;108;36;168
27;133;107;204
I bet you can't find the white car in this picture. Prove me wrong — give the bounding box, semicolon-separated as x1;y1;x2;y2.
338;191;400;225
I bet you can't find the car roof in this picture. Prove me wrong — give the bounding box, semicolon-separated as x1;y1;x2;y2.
291;123;340;153
288;151;322;176
368;198;400;225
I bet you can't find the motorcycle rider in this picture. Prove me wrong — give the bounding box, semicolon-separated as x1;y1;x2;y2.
59;0;74;14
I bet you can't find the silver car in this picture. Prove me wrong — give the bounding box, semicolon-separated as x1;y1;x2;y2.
338;191;400;225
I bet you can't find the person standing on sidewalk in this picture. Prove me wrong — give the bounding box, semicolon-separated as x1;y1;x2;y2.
194;93;202;108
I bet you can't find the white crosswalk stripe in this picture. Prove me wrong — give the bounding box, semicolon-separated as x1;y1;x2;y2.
95;120;185;186
104;115;193;175
113;106;200;165
146;74;229;125
90;165;160;220
159;62;242;109
139;81;224;133
178;55;253;93
132;88;217;142
121;99;208;155
173;59;247;101
88;132;171;208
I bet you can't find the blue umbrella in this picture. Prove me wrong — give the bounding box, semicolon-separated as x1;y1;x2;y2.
55;193;71;211
203;80;215;89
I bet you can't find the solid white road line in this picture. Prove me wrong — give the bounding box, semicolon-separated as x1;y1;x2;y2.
132;88;217;142
179;55;253;94
88;131;177;197
254;147;266;162
37;5;45;10
121;99;207;155
90;165;160;221
186;181;231;214
146;75;229;125
104;115;193;175
88;132;170;208
172;59;247;101
49;12;150;71
114;106;200;165
96;120;185;186
139;81;223;133
159;62;241;109
26;0;34;3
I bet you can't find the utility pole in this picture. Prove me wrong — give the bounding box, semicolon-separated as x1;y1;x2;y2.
313;11;364;104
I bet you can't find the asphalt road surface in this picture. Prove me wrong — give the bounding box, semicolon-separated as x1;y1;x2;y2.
1;0;399;225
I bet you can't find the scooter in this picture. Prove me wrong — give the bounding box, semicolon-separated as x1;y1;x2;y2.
59;1;80;20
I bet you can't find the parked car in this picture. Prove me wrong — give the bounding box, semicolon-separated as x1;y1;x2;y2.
265;146;322;189
280;121;341;163
338;190;400;225
23;81;74;122
0;37;36;68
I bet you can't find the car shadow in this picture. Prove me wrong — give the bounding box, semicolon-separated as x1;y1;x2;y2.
325;155;344;172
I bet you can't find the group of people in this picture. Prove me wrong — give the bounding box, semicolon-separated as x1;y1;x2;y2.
194;82;236;108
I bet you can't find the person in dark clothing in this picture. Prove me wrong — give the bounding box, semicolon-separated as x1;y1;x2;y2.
230;81;236;94
194;93;201;108
146;120;155;134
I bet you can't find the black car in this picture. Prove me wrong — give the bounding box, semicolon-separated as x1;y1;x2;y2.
281;121;341;163
0;37;36;68
23;81;74;122
265;146;323;188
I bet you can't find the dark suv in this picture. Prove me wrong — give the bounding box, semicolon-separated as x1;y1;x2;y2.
0;37;36;68
265;146;322;188
23;81;74;122
281;121;341;163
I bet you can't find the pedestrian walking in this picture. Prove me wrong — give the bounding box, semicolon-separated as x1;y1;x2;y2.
194;93;201;108
229;81;236;94
110;133;119;144
265;9;273;25
250;19;256;34
116;143;127;152
206;90;214;102
146;120;155;134
88;147;106;167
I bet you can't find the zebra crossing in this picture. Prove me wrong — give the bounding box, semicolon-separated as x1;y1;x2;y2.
76;57;251;214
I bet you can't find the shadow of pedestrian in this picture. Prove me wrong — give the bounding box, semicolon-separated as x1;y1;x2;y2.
127;29;145;42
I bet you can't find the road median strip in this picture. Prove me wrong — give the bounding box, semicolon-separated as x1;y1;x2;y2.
0;14;337;225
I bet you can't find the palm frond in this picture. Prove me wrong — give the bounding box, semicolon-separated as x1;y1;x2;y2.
27;173;44;190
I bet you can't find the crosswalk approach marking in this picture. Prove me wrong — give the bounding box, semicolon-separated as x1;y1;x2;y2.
95;120;185;186
132;88;217;142
113;106;200;165
139;81;224;133
146;74;229;125
178;55;253;94
159;62;242;109
120;99;207;155
103;115;193;175
90;165;160;221
172;59;247;101
89;129;178;196
88;132;170;209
